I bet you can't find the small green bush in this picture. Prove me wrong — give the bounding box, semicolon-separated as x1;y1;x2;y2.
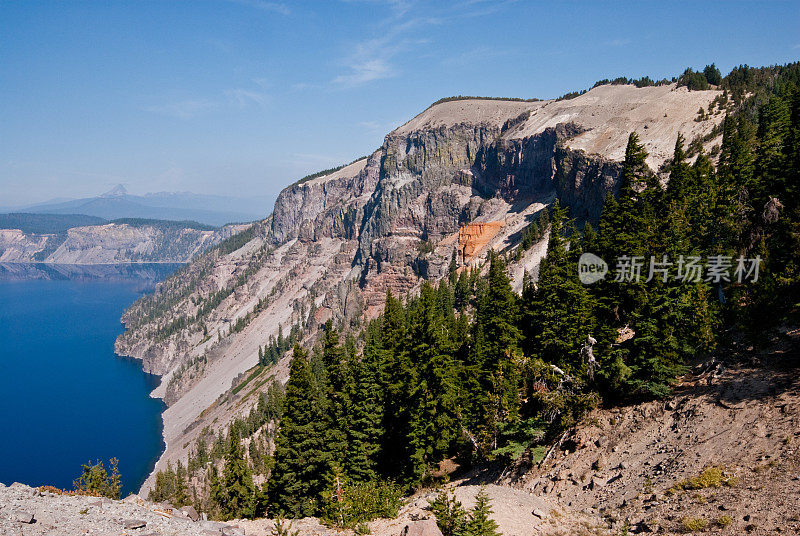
417;240;434;254
716;515;732;527
670;466;737;493
321;472;404;529
73;458;122;499
681;517;708;532
271;517;299;536
431;488;499;536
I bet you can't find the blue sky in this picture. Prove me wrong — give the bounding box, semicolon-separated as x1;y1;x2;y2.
1;0;798;210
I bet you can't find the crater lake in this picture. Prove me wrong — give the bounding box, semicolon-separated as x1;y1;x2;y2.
0;263;180;495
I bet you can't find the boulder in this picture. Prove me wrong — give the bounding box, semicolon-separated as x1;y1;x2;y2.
401;518;443;536
179;505;200;522
12;510;34;523
33;510;57;528
124;494;142;504
532;508;547;519
121;519;147;530
589;476;608;490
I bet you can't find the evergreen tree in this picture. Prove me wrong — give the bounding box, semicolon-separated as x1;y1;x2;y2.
321;321;351;470
345;325;385;483
407;282;460;481
464;489;500;536
703;63;722;86
454;269;471;310
268;346;329;517
174;461;189;506
448;249;459;284
377;289;414;478
466;252;521;452
431;490;468;536
73;458;122;499
523;200;594;373
208;466;224;519
219;435;256;519
581;221;598;254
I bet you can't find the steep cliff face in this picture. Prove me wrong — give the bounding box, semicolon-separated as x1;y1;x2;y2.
116;83;726;493
0;222;240;264
270;158;375;243
0;229;52;262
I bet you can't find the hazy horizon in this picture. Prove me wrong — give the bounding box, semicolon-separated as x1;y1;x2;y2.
0;182;275;213
2;0;799;206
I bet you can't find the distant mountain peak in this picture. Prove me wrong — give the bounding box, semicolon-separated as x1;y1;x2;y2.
101;184;128;198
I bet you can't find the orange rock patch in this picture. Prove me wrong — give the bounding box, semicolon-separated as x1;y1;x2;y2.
458;221;505;265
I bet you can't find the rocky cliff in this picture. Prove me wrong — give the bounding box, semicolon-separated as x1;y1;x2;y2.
114;83;726;493
0;222;243;264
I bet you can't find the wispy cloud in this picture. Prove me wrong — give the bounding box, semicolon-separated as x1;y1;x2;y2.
356;120;383;130
225;88;269;108
144;78;271;119
330;0;516;89
143;99;218;119
606;38;632;47
334;58;396;87
225;0;290;16
331;12;437;88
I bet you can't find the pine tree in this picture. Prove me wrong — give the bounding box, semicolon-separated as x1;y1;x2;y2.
174;460;189;507
208;466;224;519
321;321;351;470
430;490;469;536
605;132;652;257
454;269;471;310
73;458;122;499
219;434;256;519
448;249;459;284
665;134;690;203
377;289;414;479
407;282;460;481
345;325;385;483
581;221;598;254
465;489;500;536
522;200;594;373
466;251;521;452
268;345;329;517
755;94;791;205
716;114;757;254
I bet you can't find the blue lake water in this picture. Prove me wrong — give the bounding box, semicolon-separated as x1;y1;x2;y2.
0;263;179;495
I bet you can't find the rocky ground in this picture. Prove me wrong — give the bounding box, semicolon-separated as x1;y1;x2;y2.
511;352;800;535
0;483;246;536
